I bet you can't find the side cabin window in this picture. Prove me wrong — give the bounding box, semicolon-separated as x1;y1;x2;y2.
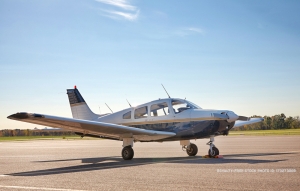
150;102;169;117
123;111;131;119
134;106;148;119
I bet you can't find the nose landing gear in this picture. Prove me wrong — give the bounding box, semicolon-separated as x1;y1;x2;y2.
207;136;219;157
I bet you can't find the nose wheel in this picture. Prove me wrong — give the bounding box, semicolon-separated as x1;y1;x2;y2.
208;146;219;157
207;136;220;157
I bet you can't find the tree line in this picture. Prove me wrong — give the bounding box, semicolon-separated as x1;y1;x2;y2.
0;129;76;137
233;114;300;131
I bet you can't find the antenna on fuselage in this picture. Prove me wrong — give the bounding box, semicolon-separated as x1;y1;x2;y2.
105;103;113;113
161;84;171;98
126;99;132;107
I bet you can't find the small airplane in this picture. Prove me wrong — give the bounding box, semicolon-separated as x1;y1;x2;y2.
8;86;263;160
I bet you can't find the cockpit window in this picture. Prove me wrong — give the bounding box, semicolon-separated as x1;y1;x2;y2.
123;111;131;119
150;102;169;117
134;106;148;119
171;99;200;114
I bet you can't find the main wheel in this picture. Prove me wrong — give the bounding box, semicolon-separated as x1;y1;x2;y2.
122;146;134;160
186;143;198;156
208;147;219;157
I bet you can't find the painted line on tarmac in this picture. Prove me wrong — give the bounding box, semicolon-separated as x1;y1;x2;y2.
0;185;87;191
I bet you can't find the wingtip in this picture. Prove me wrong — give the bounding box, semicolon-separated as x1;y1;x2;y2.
7;112;30;120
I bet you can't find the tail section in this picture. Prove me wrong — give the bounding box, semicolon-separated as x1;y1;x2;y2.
67;87;98;120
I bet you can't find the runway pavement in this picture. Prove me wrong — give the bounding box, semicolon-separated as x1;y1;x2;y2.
0;136;299;191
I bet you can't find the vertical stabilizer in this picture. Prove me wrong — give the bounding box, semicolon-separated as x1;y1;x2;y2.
67;87;98;120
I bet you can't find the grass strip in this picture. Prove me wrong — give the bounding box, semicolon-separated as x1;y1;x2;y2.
229;129;300;136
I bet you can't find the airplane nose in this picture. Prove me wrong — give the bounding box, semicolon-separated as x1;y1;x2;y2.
226;111;239;123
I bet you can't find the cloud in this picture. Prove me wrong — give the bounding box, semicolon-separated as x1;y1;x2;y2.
95;0;139;21
109;10;140;21
96;0;137;11
175;27;206;37
187;27;205;34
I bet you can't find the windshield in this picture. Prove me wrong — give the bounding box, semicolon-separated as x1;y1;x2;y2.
171;99;201;113
185;100;201;109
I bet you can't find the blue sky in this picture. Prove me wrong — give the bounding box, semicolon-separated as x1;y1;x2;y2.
1;0;300;129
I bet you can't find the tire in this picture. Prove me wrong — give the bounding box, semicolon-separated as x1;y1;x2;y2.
186;143;198;156
208;147;219;157
122;146;134;160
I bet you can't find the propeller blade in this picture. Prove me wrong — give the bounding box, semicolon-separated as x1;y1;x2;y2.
237;116;250;121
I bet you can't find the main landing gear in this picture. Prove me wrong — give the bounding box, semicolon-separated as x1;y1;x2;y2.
180;140;198;156
120;137;220;160
121;138;134;160
180;136;220;157
122;146;134;160
207;136;219;157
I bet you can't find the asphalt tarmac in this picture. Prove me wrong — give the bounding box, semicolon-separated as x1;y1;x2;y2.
0;136;299;191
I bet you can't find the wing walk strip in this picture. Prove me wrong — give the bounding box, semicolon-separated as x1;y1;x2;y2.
0;185;86;191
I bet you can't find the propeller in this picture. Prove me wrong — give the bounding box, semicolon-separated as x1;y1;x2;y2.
212;112;250;122
237;116;250;121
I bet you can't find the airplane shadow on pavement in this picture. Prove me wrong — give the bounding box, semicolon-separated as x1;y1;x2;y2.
8;152;294;177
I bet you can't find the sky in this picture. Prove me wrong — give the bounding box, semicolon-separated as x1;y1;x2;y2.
1;0;300;129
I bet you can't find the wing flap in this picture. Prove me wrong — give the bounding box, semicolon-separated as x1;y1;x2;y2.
7;112;176;141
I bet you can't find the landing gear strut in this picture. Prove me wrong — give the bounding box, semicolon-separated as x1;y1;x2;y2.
207;136;219;157
180;140;198;156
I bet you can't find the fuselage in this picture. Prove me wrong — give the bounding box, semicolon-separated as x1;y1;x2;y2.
93;98;235;141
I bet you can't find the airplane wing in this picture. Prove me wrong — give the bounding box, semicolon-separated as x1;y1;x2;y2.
7;112;176;141
233;118;264;128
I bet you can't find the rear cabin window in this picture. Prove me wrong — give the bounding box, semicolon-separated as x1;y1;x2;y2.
123;111;131;119
150;102;169;117
134;106;148;119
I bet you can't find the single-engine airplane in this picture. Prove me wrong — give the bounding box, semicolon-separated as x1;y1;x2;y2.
8;86;263;160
